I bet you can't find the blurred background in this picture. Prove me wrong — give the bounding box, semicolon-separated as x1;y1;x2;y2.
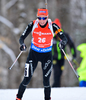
0;0;86;89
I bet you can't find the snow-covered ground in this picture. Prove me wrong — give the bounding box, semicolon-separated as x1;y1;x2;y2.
0;87;86;100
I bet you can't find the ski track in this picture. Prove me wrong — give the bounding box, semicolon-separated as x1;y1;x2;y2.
0;87;86;100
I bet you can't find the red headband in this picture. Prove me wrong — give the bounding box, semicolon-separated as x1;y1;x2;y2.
37;9;48;16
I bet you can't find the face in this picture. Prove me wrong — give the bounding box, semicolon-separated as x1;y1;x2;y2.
37;15;48;26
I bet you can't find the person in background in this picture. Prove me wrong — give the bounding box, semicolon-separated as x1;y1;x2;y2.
77;43;86;87
52;18;77;87
16;9;67;100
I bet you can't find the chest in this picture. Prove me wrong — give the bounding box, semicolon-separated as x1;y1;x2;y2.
32;24;53;39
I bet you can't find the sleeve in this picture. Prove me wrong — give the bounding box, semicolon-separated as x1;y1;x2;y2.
52;23;68;45
64;32;77;58
19;21;33;45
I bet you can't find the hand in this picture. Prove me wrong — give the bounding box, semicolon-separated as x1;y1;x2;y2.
58;40;66;49
72;57;80;68
64;54;72;61
20;44;27;51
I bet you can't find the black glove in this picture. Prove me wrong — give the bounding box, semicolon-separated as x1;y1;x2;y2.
20;44;27;51
58;40;66;49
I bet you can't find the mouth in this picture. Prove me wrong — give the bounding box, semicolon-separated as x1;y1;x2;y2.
40;22;45;25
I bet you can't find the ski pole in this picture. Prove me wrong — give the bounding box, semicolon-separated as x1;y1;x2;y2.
8;51;23;70
45;0;48;9
61;49;80;78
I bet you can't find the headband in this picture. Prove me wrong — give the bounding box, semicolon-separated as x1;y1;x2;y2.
37;9;48;16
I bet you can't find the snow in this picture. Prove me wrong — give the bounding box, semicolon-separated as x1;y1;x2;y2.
0;87;86;100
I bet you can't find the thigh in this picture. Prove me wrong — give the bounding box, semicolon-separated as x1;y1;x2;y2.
58;59;64;68
53;62;61;76
57;59;64;73
42;52;53;85
25;49;38;77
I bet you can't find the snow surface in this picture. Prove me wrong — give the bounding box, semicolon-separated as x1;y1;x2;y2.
0;87;86;100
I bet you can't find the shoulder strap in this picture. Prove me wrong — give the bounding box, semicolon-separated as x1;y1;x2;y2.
32;18;54;36
32;19;39;34
48;19;54;36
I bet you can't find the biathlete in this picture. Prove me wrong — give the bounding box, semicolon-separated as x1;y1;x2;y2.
16;8;67;100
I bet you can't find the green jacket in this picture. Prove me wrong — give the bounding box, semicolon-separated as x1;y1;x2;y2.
52;32;76;60
77;43;86;81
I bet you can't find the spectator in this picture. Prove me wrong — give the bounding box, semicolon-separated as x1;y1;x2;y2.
77;43;86;87
52;18;77;87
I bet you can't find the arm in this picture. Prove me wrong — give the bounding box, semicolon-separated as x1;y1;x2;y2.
52;23;68;48
19;21;33;51
64;32;76;58
19;21;33;45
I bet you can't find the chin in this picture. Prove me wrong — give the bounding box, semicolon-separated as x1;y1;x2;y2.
40;23;45;26
41;24;45;26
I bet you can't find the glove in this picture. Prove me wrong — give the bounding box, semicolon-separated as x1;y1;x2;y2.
20;44;27;51
58;40;66;49
64;54;72;60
